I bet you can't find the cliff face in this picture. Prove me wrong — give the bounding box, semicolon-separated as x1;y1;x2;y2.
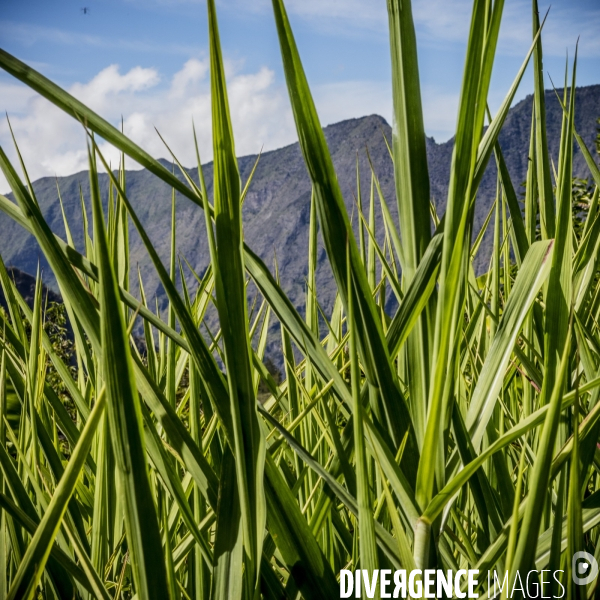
1;85;599;359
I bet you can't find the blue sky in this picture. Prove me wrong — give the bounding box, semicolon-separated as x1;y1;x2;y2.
0;0;599;189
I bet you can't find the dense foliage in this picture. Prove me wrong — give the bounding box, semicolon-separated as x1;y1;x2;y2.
0;0;600;599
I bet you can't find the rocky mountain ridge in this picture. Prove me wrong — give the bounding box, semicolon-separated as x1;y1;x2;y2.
1;84;599;359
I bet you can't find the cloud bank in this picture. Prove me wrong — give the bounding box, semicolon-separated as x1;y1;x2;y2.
0;58;397;193
0;59;297;192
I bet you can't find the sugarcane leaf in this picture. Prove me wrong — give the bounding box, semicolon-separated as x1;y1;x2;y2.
466;239;554;448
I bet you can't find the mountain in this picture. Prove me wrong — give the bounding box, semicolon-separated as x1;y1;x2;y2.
1;84;599;360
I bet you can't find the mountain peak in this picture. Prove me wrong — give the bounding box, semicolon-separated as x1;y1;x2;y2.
2;84;599;363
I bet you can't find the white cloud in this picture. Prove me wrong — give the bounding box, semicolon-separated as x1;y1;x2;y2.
0;57;411;194
0;81;38;113
71;64;161;103
0;58;469;195
0;60;298;193
170;58;209;97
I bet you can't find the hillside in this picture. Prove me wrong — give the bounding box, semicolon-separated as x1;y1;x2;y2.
1;84;599;359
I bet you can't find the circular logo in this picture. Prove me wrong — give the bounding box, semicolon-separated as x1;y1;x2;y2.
572;551;599;585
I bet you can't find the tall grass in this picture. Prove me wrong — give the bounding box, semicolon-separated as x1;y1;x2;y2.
0;0;599;598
